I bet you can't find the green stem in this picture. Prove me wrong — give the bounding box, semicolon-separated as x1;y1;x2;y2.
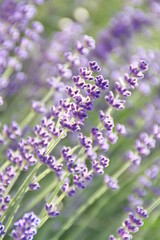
24;179;58;213
3;170;20;197
51;185;106;240
2;67;13;79
45;129;68;155
36;168;51;183
39;193;65;228
39;173;68;221
51;155;149;240
38;144;88;228
147;196;160;214
0;161;10;172
113;162;131;179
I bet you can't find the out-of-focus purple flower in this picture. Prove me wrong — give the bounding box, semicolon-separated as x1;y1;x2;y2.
95;7;151;60
127;159;160;211
116;124;127;136
11;212;40;240
104;174;119;190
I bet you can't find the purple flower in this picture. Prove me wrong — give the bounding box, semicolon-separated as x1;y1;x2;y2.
89;61;101;72
109;206;148;240
61;182;69;193
78;133;92;149
11;212;40;240
45;203;60;218
136;206;148;218
116;124;127;136
0;222;5;236
108;235;116;240
75;35;95;56
115;82;131;97
128;212;143;226
95;75;109;90
29;181;40;191
104;174;119;190
95;8;151;60
68;187;76;197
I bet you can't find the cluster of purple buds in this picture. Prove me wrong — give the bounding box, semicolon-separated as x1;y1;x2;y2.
98;110;119;145
36;151;63;177
95;75;109;90
0;166;15;216
71;162;93;192
105;91;126;110
91;127;109;152
78;133;92;150
61;179;69;193
7;136;38;171
105;60;148;112
135;132;156;156
116;124;127;136
29;177;40;191
57;63;72;79
31;101;46;114
99;110;114;131
11;212;40;240
92;155;109;175
59;60;104;132
64;52;80;66
77;128;110;174
125;123;160;167
61;146;75;174
75;35;95;56
104;174;119;190
124;60;148;89
45;203;60;218
89;61;101;72
61;146;93;192
0;121;21;145
6;107;63;170
109;206;148;240
40;117;61;138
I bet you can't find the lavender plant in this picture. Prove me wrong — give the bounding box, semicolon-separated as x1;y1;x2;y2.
0;0;160;240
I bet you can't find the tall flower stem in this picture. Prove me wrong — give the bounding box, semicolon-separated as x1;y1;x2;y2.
51;146;160;240
1;66;13;80
25;179;58;213
147;196;160;214
0;124;69;238
73;150;160;240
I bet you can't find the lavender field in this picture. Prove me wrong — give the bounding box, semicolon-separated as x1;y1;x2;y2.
0;0;160;239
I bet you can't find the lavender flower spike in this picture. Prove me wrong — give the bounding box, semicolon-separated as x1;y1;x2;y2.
109;206;148;240
11;212;40;240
